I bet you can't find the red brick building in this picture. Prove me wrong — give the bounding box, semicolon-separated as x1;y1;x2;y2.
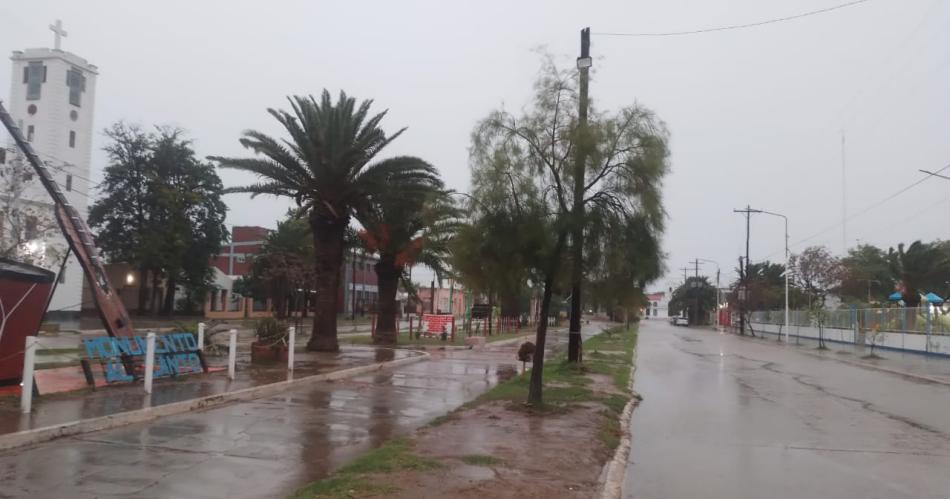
211;226;269;276
204;226;381;318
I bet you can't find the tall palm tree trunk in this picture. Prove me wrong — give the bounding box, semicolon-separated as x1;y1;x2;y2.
307;213;346;352
374;257;400;345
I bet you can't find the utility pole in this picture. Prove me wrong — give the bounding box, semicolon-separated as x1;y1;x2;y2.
679;267;690;284
734;206;759;335
568;27;592;363
688;259;701;278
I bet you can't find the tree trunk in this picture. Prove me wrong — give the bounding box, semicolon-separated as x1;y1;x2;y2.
528;231;568;406
307;212;346;352
151;272;162;316
162;275;176;315
487;292;494;336
374;257;400;346
137;265;149;315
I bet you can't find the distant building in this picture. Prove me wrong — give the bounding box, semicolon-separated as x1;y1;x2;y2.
643;291;669;319
414;280;466;316
3;22;98;319
211;226;269;276
204;226;380;319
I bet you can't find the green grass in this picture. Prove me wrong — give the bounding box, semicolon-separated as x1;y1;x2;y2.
465;325;638;412
584;328;637;390
289;438;440;499
596;410;623;450
460;454;504;466
291;326;637;498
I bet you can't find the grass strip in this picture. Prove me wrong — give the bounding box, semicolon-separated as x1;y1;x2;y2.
289;438;440;499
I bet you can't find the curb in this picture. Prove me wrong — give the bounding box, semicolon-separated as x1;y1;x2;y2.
728;330;950;388
0;350;429;452
800;350;950;387
600;342;639;499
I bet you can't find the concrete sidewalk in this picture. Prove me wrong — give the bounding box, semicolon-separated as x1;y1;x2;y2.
738;327;950;384
0;324;608;498
0;346;417;437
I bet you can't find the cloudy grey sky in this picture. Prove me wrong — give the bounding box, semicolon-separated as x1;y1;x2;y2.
3;0;949;291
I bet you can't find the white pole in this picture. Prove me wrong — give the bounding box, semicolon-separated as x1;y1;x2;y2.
784;217;790;343
20;336;37;414
144;332;156;394
197;322;205;351
287;326;295;371
228;329;237;380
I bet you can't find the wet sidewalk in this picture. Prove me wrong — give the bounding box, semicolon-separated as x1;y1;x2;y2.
0;341;524;498
739;327;950;383
0;325;597;498
0;346;417;437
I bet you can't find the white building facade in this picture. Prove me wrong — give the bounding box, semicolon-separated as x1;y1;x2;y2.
3;29;98;319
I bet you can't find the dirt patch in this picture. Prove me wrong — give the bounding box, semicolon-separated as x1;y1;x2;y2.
372;400;612;498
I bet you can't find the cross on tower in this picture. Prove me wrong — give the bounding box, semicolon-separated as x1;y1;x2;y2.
49;19;67;50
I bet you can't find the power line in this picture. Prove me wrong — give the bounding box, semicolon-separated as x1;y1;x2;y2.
594;0;874;37
752;162;950;264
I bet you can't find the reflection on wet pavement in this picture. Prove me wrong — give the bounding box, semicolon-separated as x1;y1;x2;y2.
624;320;950;499
0;337;543;498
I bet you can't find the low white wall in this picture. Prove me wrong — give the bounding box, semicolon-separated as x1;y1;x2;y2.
751;321;950;357
753;322;854;343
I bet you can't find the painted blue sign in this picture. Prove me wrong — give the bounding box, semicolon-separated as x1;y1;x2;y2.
82;332;203;383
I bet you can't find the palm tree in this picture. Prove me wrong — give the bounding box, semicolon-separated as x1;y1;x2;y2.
356;176;457;345
887;241;950;307
211;91;437;351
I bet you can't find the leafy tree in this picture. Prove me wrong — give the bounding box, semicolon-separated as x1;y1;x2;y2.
89;124;227;315
586;213;664;322
355;166;456;345
235;216;315;318
669;276;716;325
790;246;843;349
450;207;547;319
469;57;668;404
838;244;894;305
0;153;62;267
212;91;438;352
88;124;155;312
565;86;669;361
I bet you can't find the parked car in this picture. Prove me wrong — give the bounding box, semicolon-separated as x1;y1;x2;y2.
674;317;689;326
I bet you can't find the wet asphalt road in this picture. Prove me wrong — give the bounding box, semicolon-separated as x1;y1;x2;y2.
624;320;950;499
0;326;592;499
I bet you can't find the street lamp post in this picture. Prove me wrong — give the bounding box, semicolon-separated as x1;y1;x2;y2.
756;210;789;343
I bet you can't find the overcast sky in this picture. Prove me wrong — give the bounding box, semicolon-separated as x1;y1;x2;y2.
3;0;949;292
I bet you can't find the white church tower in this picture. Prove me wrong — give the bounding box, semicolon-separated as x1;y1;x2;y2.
5;20;98;320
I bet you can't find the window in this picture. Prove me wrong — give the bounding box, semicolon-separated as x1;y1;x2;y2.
67;67;86;107
25;61;45;100
66;174;73;191
69;131;76;148
0;148;5;164
27;125;34;142
58;270;66;284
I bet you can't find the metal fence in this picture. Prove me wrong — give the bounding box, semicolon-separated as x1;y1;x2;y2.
750;307;950;336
